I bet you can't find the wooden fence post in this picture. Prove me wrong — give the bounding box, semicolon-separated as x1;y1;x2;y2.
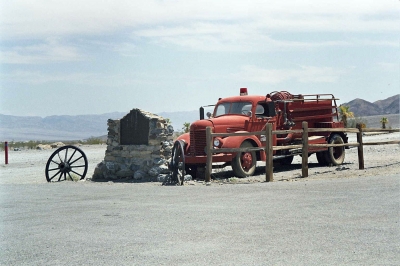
265;123;273;182
356;124;365;170
302;122;309;178
205;126;213;183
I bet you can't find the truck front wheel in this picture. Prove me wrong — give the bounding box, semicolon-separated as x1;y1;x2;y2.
325;134;345;165
232;141;256;178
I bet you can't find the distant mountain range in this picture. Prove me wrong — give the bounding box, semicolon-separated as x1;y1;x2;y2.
343;94;399;117
0;112;125;141
0;111;201;141
1;95;398;141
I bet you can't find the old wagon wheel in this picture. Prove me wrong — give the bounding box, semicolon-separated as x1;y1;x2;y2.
169;140;186;185
45;145;88;182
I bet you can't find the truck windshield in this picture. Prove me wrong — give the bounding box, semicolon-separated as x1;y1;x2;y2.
214;102;252;117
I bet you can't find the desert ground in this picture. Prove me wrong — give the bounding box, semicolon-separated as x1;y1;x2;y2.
0;132;399;185
1;132;399;265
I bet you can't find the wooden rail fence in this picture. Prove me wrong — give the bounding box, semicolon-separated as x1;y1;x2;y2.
205;122;400;182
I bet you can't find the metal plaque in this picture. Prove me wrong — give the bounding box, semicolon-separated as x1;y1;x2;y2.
120;110;149;145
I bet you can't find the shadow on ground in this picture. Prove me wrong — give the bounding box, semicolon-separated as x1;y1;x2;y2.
211;162;353;181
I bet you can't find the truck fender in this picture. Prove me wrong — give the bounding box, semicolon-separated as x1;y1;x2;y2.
176;133;190;152
221;132;265;161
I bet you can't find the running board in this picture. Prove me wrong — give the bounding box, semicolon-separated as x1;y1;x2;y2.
273;154;295;160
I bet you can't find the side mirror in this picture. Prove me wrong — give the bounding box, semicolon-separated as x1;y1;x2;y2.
206;112;212;118
199;107;204;120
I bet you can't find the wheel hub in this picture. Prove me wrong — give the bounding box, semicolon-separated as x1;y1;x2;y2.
59;162;71;173
241;152;253;170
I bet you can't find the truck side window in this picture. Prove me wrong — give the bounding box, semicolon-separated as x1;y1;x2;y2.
256;105;264;115
215;103;230;116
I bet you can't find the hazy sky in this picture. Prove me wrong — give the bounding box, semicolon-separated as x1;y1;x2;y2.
0;1;398;117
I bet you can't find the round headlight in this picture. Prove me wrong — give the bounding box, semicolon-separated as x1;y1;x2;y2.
213;139;220;147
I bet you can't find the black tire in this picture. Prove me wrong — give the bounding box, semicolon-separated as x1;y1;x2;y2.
325;134;345;166
232;141;257;178
169;140;186;185
278;155;294;166
316;152;328;166
45;145;88;182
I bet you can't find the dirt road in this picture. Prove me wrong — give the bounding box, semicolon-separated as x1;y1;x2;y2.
0;133;399;265
1;133;399;185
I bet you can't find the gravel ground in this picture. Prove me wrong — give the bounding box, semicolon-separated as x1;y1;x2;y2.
0;132;399;265
209;132;400;185
0;144;107;185
0;133;399;185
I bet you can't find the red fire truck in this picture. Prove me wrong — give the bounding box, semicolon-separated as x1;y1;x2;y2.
169;88;347;183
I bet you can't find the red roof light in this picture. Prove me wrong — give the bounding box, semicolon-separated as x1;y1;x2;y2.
240;88;248;96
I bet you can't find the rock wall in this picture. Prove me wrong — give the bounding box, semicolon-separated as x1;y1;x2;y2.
92;109;174;182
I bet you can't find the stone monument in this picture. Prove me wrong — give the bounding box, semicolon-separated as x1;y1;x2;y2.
92;109;174;181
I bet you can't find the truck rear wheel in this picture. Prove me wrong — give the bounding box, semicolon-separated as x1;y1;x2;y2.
325;134;345;165
316;152;328;166
232;141;256;178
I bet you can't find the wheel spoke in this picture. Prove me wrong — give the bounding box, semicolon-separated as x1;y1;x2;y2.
64;148;68;163
67;172;74;181
48;167;61;172
51;159;60;165
70;165;86;169
67;149;77;164
70;169;83;177
49;170;61;181
69;155;83;166
57;152;63;163
57;172;64;181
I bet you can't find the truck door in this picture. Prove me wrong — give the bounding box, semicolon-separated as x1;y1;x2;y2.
251;102;277;144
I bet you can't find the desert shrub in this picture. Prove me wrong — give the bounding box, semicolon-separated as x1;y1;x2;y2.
347;117;368;128
67;173;80;182
182;122;191;133
173;131;184;140
84;137;105;145
7;140;51;150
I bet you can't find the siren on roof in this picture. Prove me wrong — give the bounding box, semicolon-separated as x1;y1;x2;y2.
240;88;248;96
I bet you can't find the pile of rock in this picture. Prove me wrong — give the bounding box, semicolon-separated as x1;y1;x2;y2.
36;142;65;150
36;144;52;150
92;109;174;182
50;142;65;148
